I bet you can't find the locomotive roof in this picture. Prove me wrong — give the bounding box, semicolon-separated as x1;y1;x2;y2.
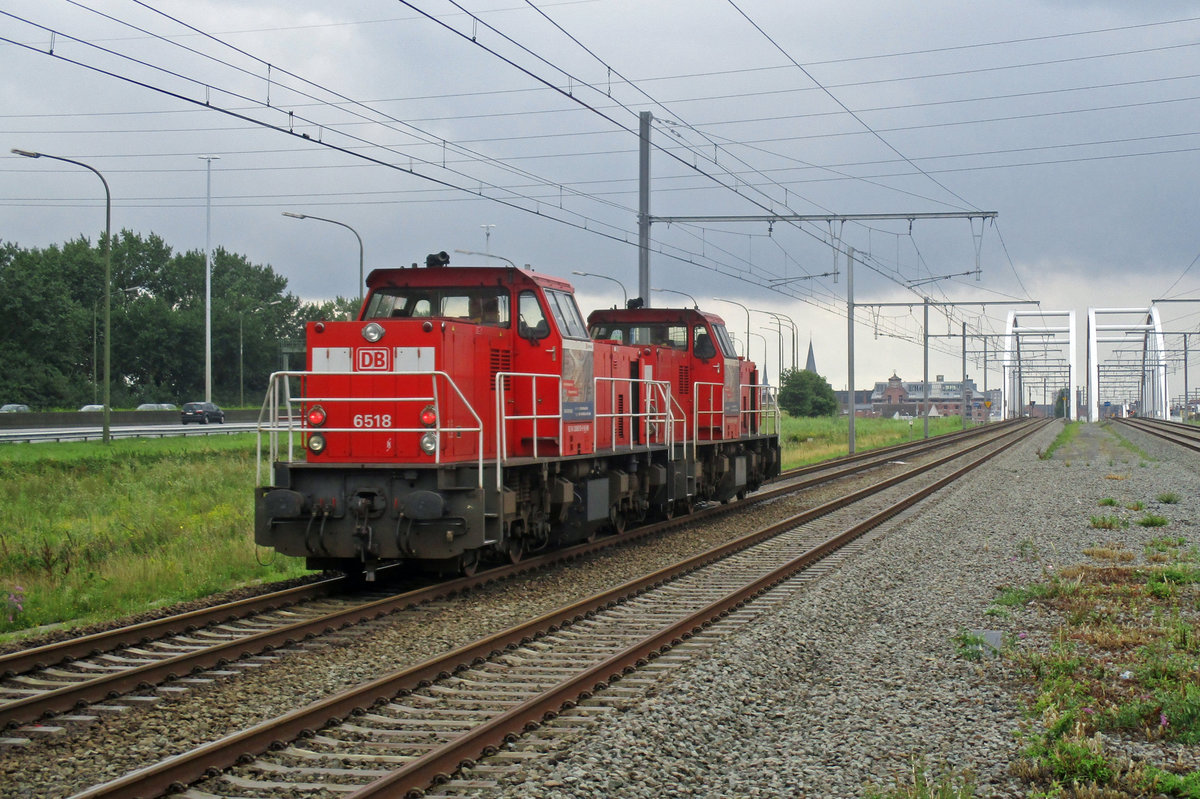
587;306;728;327
365;263;573;293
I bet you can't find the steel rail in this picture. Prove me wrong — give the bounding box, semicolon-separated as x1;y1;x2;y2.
349;418;1048;799
68;420;1044;799
3;420;1020;729
0;577;345;678
1114;417;1200;453
2;419;1023;729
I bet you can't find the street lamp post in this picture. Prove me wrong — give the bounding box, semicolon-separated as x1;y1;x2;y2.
200;156;219;403
651;287;698;308
750;308;787;379
572;271;628;308
712;298;751;358
282;212;365;304
13;148;112;443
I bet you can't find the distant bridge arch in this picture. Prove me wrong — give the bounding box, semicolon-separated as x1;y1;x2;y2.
1086;307;1168;421
1001;310;1076;421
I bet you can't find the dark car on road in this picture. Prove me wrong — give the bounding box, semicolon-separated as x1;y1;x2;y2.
181;401;225;424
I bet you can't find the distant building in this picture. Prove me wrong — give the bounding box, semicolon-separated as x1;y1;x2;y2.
804;340;817;373
869;373;998;422
833;389;874;416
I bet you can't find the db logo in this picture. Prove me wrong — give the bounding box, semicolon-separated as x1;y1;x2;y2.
356;348;391;371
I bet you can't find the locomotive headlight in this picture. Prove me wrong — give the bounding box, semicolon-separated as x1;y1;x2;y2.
306;405;327;427
307;433;327;455
419;405;437;427
419;431;438;455
362;322;385;343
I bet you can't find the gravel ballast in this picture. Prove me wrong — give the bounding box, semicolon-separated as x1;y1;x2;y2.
477;421;1199;798
4;420;1196;798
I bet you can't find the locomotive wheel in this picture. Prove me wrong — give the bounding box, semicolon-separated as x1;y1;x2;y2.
609;507;627;535
460;549;480;577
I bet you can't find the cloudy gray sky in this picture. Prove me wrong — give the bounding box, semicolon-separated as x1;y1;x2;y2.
3;1;1199;404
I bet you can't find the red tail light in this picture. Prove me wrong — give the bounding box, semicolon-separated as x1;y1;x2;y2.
307;406;327;426
419;405;437;427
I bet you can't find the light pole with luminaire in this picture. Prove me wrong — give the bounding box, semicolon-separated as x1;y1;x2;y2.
13;148;113;443
572;271;628;308
199;155;219;403
750;308;790;378
651;287;698;308
712;298;751;358
282;212;365;304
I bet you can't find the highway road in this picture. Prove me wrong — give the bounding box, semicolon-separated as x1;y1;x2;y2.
0;421;257;443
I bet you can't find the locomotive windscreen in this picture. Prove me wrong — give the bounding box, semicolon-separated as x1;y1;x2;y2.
364;287;511;327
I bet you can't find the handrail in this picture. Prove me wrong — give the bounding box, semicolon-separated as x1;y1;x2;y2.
740;382;780;436
257;370;485;488
495;371;563;490
593;376;674;455
692;381;725;460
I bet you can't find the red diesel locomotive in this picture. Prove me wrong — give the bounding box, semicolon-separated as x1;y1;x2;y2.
255;252;780;578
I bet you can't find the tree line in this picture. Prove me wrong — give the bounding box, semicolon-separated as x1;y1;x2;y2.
0;231;358;410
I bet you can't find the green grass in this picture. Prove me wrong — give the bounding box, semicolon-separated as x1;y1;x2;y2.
863;757;977;799
1090;514;1128;530
1039;420;1081;460
1002;552;1200;796
780;414;966;469
0;418;968;639
0;436;308;640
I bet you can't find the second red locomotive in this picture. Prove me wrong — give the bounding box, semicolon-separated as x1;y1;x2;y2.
255;252;780;578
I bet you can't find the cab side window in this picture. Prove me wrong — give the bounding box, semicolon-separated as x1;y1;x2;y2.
693;325;717;359
518;291;549;339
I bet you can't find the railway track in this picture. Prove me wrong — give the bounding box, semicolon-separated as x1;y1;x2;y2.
1114;416;1200;452
65;419;1046;799
0;420;1022;736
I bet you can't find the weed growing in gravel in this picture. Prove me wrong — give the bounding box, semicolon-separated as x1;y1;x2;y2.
1090;515;1128;530
993;583;1056;609
863;756;977;799
1098;497;1119;507
953;629;997;661
1039;421;1081;460
1082;543;1134;562
1158;492;1182;505
1137;514;1170;528
999;550;1200;796
1145;537;1190;563
1126;500;1145;511
1105;473;1128;481
1017;538;1038;560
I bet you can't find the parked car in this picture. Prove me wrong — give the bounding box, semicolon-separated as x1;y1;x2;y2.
181;401;224;424
79;404;105;412
137;403;177;411
0;404;30;413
